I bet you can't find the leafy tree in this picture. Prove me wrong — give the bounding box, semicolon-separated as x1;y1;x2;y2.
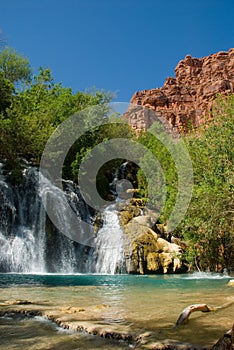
0;48;112;181
68;119;135;199
137;125;178;222
0;72;14;113
0;47;32;85
175;94;234;272
135;94;234;272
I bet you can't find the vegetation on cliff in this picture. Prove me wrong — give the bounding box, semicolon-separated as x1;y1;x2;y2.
137;94;234;272
0;47;233;273
177;94;234;272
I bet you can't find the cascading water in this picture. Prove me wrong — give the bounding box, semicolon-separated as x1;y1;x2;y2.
0;163;130;274
38;174;80;273
0;166;46;272
0;165;91;273
110;161;129;198
94;204;127;274
93;161;131;274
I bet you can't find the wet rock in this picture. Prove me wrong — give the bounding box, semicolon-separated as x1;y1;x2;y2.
119;204;186;274
61;306;85;313
131;215;157;228
116;201;141;226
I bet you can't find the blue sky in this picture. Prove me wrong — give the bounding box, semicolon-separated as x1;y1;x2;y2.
1;0;234;101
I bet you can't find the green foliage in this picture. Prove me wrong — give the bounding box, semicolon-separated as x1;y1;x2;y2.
136;94;234;272
0;46;132;200
1;46;233;272
0;47;111;172
175;94;234;272
0;47;32;85
0;72;14;113
68;121;135;198
137;126;178;222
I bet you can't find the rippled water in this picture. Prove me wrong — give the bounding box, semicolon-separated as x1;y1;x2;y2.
0;273;233;349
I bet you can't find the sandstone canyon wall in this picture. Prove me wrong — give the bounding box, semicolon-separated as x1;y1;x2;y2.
124;48;234;133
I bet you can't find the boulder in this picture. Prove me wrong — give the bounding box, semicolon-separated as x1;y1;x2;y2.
119;204;186;274
115;201;141;226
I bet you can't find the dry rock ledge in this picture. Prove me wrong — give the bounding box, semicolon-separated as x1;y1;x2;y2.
0;299;233;349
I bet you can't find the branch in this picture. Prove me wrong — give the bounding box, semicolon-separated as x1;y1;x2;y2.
175;299;234;327
175;304;213;327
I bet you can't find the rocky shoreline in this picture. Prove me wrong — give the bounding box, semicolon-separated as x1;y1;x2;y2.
0;298;233;349
0;307;203;349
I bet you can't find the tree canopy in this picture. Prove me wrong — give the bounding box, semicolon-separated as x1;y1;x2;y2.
0;47;32;85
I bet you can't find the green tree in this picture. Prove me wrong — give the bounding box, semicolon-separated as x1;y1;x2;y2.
176;94;234;272
68;119;135;199
0;72;14;113
0;47;31;85
0;48;112;182
134;94;234;272
137;124;178;222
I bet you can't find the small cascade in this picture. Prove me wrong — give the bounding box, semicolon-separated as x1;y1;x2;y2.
110;161;128;197
94;204;127;274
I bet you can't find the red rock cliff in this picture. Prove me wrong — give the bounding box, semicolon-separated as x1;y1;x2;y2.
125;49;234;133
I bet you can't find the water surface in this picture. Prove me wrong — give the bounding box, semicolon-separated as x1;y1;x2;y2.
0;272;233;349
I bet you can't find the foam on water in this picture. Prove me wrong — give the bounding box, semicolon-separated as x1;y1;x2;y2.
183;271;231;280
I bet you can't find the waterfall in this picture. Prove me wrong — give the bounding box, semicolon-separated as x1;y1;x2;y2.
0;164;129;274
38;174;79;273
94;204;127;274
0;165;90;273
92;160;130;274
0;166;46;272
